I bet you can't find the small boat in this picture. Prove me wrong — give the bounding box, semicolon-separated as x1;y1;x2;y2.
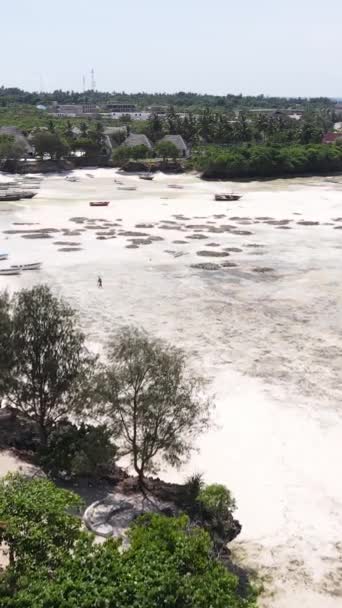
0;253;8;261
0;268;21;276
0;193;21;202
11;262;42;271
65;176;79;182
117;186;136;191
89;201;110;207
17;191;37;199
168;184;184;189
215;193;242;201
139;174;154;181
86;173;94;178
114;179;123;184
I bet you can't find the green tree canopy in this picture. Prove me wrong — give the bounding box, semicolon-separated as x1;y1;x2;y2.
1;285;95;445
155;140;179;161
98;326;212;488
0;482;256;608
31;131;69;159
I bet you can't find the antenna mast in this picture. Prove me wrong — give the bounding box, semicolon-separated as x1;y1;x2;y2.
91;68;96;91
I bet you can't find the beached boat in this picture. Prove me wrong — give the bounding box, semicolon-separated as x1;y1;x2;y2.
168;184;184;189
139;174;154;181
215;193;242;201
0;193;21;202
89;201;110;207
11;262;42;271
17;191;37;199
65;176;79;182
86;173;94;178
0;253;8;261
114;179;123;184
0;268;21;276
117;186;137;191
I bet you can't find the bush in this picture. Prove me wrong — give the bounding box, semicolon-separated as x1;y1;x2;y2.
198;483;236;516
38;421;117;477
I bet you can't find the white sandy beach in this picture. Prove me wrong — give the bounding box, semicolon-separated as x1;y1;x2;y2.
0;168;341;606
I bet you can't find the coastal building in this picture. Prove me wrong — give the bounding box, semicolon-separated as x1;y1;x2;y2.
49;104;99;117
121;133;153;150
158;134;189;158
104;103;137;113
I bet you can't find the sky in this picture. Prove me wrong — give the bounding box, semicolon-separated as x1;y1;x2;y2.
1;0;341;97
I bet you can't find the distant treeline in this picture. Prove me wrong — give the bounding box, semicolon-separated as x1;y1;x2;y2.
0;86;334;111
192;143;342;179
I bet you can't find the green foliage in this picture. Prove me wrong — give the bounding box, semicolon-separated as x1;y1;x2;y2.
1;284;95;445
39;421;117;477
129;144;151;159
0;134;27;162
193;143;342;179
155;139;179;160
112;145;131;165
31;131;69;159
198;483;237;516
99;326;212;484
0;505;256;608
0;292;11;404
0;474;82;571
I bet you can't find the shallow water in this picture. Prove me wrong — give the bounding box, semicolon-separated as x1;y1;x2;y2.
1;168;342;607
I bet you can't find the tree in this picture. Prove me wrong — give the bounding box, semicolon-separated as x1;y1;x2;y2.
2;285;95;446
0;134;27;164
155;140;179;161
0;474;82;570
99;326;211;488
129;144;151;159
31;131;69;160
0;291;12;405
0;506;255;608
112;145;131;166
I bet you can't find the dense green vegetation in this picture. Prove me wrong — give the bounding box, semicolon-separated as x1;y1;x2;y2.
0;475;256;608
0;85;334;111
192;143;342;179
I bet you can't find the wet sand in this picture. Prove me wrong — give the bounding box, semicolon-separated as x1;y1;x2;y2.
0;168;342;607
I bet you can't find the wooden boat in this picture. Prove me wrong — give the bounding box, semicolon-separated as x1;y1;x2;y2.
65;176;79;182
0;254;8;261
86;173;94;178
11;262;42;271
215;193;242;201
139;174;154;181
0;193;21;202
168;184;184;189
17;191;37;199
117;186;137;191
114;179;123;184
89;201;110;207
0;268;21;276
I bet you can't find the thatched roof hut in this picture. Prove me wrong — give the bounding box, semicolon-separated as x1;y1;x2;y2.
122;133;153;150
159;134;189;157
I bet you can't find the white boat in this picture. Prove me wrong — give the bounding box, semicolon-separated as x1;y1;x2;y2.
11;262;42;271
0;268;21;276
0;253;8;261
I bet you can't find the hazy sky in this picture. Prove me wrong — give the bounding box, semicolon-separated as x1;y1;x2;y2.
1;0;340;96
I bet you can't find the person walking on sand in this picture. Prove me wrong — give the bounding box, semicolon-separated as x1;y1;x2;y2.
97;276;103;288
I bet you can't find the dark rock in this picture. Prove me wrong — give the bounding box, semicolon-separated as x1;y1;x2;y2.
221;262;238;267
253;267;274;273
224;247;242;252
120;231;149;237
